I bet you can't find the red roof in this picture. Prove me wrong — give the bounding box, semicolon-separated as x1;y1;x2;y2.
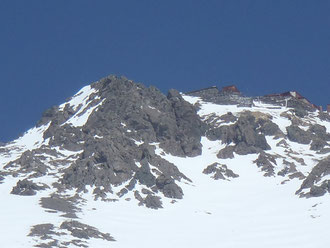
222;85;240;93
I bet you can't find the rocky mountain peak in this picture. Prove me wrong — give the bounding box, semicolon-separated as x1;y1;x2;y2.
0;75;330;248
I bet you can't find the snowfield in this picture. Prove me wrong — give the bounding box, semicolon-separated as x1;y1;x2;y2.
74;137;330;248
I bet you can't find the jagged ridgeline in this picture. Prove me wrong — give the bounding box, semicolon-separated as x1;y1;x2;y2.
3;76;206;207
2;75;330;203
1;75;330;247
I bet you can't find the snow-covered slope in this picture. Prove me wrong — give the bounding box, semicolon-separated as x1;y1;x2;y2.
0;75;329;248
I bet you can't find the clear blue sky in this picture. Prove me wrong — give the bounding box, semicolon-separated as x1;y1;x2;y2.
0;0;329;142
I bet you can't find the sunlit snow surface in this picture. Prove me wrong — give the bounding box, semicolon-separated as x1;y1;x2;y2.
59;85;104;127
0;93;330;247
0;123;50;169
0;146;84;248
58;85;97;112
77;138;330;248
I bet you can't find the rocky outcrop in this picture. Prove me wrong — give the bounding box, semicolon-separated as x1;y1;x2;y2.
286;125;312;144
203;162;238;180
310;138;328;151
277;160;305;180
258;119;282;137
28;221;115;248
319;112;330;121
156;174;183;199
40;195;80;218
5;150;49;177
2;74;330;248
309;124;329;139
11;179;48;196
88;76;204;157
60;220;114;241
187;85;253;107
165;89;205;156
144;194;163;209
31;76;202;205
253;152;277;177
217;146;235;159
296;156;330;197
134;190;163;209
60;139;187;203
207;112;271;155
286;124;329;151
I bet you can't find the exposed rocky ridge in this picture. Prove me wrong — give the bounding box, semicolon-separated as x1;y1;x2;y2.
1;76;207;205
187;85;321;113
1;76;330;202
23;76;203;200
48;76;203;202
0;75;209;247
0;75;330;247
206;111;273;155
183;91;330;197
297;156;330;197
187;86;253;107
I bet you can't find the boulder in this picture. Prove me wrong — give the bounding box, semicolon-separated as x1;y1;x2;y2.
156;174;183;199
310;138;327;151
11;179;47;196
217;146;235;159
286;125;312;144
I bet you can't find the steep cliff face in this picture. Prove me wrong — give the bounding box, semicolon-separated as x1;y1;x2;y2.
0;75;330;248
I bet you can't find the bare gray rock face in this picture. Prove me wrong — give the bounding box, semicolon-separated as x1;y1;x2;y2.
134;190;163;209
309;124;330;151
310;138;328;151
40;195;80;218
253;152;277;177
207;112;271;155
217;146;235;159
11;179;48;196
296;156;330;197
0;174;4;184
86;76;204;157
144;194;163;209
277;160;303;179
187;86;253;107
286;124;329;150
28;221;114;248
203;162;238;180
165;89;205;156
219;112;237;123
135;162;156;188
319;112;330;121
286;125;312;145
257;119;282;137
29;223;57;238
29;76;200;204
156;174;183;199
308;124;328;138
60;221;114;241
5;150;49;177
